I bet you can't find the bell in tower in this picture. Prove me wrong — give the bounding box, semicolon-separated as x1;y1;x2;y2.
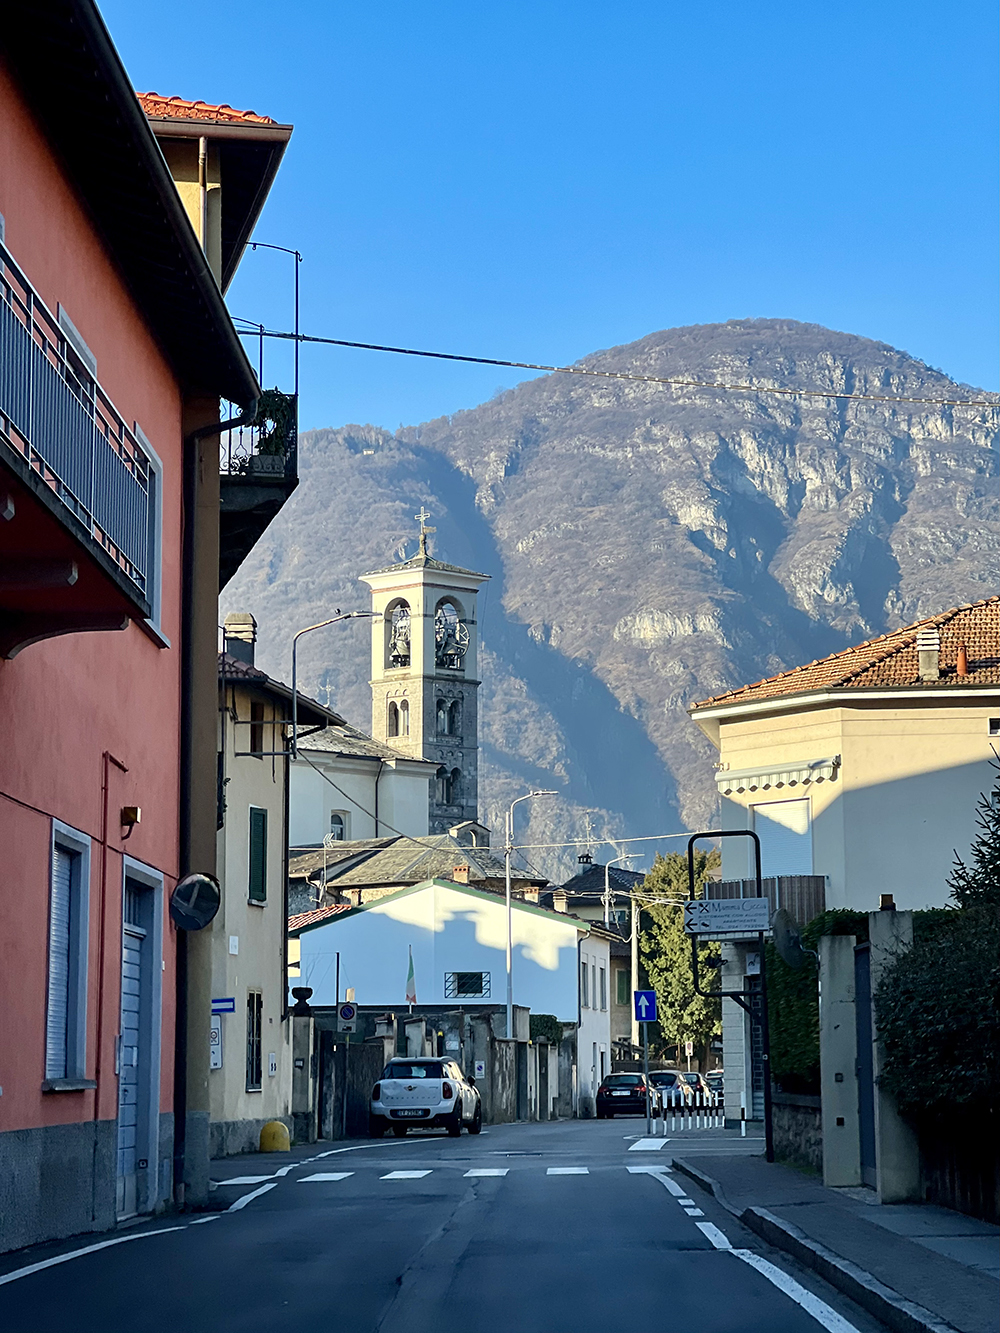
359;510;489;834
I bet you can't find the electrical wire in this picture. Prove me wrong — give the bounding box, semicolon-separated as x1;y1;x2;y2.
233;320;996;410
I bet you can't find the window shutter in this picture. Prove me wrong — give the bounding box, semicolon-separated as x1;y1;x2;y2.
46;847;74;1079
249;808;267;902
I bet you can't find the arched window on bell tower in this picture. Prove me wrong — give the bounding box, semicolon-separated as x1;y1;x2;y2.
399;698;410;736
448;700;461;736
436;699;449;734
387;701;399;737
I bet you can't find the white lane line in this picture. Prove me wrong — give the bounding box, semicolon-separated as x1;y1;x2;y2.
677;1198;696;1206
464;1169;509;1177
684;1207;705;1216
212;1175;273;1185
299;1172;354;1182
381;1170;432;1180
228;1182;278;1211
0;1227;185;1286
627;1166;670;1174
627;1138;666;1151
657;1175;688;1197
695;1221;732;1249
189;1216;221;1224
546;1167;589;1175
274;1165;296;1177
733;1249;861;1333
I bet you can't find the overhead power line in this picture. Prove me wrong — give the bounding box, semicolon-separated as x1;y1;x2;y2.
235;322;996;410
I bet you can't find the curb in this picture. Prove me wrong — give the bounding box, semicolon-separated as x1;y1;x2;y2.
671;1159;961;1333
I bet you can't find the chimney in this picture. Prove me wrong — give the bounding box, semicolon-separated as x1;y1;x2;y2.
451;864;470;884
956;644;969;677
916;627;940;681
224;612;257;665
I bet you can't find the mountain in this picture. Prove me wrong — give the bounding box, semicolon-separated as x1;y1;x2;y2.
222;319;998;879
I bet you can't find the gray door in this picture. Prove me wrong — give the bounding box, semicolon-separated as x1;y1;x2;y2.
117;885;147;1217
854;943;877;1188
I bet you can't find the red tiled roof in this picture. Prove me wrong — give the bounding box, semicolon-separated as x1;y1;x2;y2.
137;92;278;125
288;905;352;933
692;597;999;710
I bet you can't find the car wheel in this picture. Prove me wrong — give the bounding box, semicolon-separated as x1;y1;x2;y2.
446;1105;463;1136
468;1101;483;1134
392;1125;408;1137
368;1116;385;1138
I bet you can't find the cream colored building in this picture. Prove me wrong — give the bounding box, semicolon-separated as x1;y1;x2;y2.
212;615;337;1156
689;597;999;1124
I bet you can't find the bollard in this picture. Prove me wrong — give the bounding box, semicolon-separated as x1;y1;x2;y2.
260;1119;290;1152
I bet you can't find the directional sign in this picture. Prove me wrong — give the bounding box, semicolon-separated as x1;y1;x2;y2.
338;1002;357;1033
634;990;658;1023
683;898;770;936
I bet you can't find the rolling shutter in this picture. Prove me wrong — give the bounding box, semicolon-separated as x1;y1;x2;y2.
249;807;267;902
46;847;74;1079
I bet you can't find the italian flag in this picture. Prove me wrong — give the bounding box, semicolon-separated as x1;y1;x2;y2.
405;945;417;1004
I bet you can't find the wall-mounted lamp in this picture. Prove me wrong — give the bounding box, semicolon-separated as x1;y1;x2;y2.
120;806;141;840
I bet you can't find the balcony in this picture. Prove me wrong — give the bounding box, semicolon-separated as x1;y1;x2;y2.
0;242;152;657
709;876;827;927
219;388;298;589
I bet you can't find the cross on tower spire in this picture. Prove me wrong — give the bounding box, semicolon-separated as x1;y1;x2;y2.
414;506;436;556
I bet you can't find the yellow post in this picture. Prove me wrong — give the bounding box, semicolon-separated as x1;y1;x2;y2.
259;1120;291;1153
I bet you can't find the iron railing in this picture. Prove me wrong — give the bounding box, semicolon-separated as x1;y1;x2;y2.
709;875;827;927
0;240;151;601
219;388;297;480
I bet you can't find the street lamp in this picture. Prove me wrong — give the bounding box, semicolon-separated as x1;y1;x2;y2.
505;790;556;1040
290;612;378;757
603;851;636;928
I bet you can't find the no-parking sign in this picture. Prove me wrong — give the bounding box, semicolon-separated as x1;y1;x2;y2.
338;1002;357;1033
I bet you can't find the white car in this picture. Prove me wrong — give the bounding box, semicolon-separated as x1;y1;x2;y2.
369;1058;483;1137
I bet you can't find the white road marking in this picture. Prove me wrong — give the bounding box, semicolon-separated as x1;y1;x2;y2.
695;1221;732;1249
212;1175;273;1185
732;1249;862;1333
381;1170;432;1180
464;1169;509;1177
299;1173;354;1182
274;1165;296;1177
546;1167;589;1175
228;1182;278;1211
627;1165;670;1174
684;1207;705;1216
657;1175;688;1197
189;1216;221;1224
677;1198;695;1206
0;1227;185;1286
627;1138;667;1151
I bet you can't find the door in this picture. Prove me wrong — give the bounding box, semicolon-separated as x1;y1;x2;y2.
854;944;877;1188
117;884;147;1217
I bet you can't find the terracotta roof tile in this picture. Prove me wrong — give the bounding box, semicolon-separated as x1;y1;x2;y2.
137;92;278;125
288;904;352;932
692;597;999;709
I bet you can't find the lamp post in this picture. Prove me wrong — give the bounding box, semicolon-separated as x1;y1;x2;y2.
290;612;378;757
505;790;556;1040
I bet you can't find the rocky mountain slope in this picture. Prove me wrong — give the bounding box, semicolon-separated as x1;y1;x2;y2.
222;319;998;879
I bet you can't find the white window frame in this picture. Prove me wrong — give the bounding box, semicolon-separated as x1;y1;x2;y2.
44;820;92;1088
134;424;166;646
599;965;607;1012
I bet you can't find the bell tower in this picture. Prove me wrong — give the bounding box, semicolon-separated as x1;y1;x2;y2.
360;512;489;834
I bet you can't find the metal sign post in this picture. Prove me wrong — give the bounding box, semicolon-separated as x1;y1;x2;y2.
685;830;774;1164
634;990;658;1137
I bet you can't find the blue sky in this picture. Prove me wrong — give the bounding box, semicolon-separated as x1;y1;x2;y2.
101;1;998;431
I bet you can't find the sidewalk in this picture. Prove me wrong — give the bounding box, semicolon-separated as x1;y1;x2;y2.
673;1153;999;1333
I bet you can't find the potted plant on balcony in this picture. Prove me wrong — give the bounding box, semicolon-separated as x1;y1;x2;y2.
248;389;295;477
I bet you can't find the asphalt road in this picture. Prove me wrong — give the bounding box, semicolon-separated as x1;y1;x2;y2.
0;1119;889;1333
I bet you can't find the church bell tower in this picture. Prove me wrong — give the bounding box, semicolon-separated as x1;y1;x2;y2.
360;512;489;834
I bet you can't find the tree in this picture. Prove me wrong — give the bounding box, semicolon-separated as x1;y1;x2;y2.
638;850;721;1064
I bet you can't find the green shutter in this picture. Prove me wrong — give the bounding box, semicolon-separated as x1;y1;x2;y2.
249;808;267;902
616;967;629;1007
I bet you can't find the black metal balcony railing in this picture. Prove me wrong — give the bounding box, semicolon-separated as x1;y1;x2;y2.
0;241;151;602
709;875;827;927
219;388;297;481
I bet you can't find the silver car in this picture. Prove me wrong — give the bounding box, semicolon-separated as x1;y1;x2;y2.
370;1058;483;1137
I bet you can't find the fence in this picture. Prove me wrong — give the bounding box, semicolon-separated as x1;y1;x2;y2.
710;875;826;927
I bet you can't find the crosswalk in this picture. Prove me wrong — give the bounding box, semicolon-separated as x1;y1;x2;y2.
216;1164;688;1186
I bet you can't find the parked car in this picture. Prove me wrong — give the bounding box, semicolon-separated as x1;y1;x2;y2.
705;1070;724;1097
596;1073;662;1119
648;1069;693;1107
370;1058;482;1137
681;1071;714;1102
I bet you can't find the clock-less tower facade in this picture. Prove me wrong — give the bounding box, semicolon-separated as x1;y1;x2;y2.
360;530;488;834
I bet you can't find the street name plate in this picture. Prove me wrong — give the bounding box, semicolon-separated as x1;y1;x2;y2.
683;898;770;935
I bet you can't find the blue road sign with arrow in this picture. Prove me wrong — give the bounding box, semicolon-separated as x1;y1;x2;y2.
634;990;657;1022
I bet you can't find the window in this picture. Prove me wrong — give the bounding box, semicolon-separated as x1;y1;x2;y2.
599;966;607;1011
600;1049;606;1079
248;807;267;902
246;991;263;1091
399;699;410;737
448;700;460;735
444;971;490;998
580;958;589;1008
438;767;459;804
250;701;266;756
751;799;812;876
592;963;597;1012
387;701;399;737
616;968;629;1007
135;424;164;640
329;812;346;841
437;699;449;734
45;823;91;1083
386;601;411;668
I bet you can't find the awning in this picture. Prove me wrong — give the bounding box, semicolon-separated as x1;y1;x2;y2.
715;755;841;795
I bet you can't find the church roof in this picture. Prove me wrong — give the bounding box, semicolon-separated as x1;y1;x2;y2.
288;833;546;889
296;722;438;767
361;552;489;580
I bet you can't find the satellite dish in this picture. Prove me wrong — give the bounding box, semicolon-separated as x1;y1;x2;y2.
771;908;806;969
170;873;221;931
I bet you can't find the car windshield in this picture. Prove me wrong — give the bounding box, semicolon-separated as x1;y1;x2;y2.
650;1073;679;1086
682;1073;699;1084
383;1062;443;1079
603;1075;642;1087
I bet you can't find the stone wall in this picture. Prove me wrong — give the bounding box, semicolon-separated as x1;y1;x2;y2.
772;1092;822;1172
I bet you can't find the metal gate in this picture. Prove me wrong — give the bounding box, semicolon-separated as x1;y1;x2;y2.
117;882;147;1217
854;943;877;1188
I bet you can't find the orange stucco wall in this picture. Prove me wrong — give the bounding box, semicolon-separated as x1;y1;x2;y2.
0;60;184;1132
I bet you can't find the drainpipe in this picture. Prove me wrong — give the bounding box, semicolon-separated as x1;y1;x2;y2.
373;759;385;836
174;399;258;1206
198;137;208;250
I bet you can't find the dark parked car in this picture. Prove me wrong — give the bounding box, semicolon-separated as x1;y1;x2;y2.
705;1069;724;1097
648;1069;693;1107
681;1071;713;1103
596;1073;662;1119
